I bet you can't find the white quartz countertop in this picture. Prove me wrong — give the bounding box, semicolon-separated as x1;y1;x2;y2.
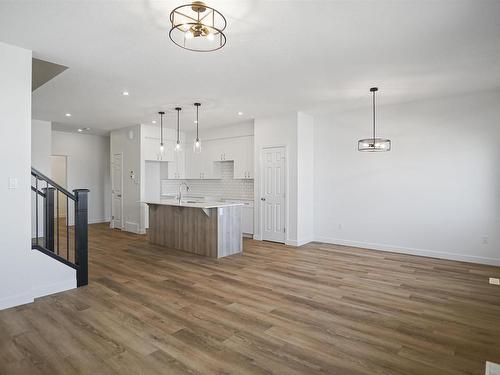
143;199;244;209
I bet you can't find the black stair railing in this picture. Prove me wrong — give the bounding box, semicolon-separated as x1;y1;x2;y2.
31;167;89;287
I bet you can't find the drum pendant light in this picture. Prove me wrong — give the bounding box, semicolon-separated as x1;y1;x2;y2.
358;87;391;152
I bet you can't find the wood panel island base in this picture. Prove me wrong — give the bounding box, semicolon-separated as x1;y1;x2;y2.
146;200;243;258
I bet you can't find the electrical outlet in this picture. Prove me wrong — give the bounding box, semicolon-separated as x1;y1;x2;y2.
489;278;500;286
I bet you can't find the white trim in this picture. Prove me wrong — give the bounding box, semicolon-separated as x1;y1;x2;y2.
89;217;111;224
32;279;76;299
258;145;287;244
0;292;34;311
486;362;500;375
315;236;500;266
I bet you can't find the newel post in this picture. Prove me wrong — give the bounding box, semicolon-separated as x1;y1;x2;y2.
74;189;89;287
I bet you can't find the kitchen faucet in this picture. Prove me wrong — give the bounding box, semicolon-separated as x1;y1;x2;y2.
178;182;189;202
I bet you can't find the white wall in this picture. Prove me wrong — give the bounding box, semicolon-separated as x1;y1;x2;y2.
110;125;142;233
31;119;51;174
52;131;111;224
31;119;52;237
254;112;299;245
314;90;500;265
297;112;315;245
0;43;76;310
0;42;34;309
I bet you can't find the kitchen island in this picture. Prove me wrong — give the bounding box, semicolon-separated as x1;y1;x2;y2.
144;199;243;258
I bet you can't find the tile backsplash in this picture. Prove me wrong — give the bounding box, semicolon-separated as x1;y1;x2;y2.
161;161;254;200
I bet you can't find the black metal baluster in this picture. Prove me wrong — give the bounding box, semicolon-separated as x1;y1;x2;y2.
66;196;69;261
56;190;60;255
35;177;39;246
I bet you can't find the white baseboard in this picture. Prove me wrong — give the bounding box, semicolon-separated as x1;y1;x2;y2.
89;217;110;224
32;279;76;299
286;238;313;247
314;236;500;266
124;221;145;234
0;292;34;311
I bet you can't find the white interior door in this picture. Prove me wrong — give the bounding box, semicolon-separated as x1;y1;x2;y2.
111;153;123;229
261;147;286;243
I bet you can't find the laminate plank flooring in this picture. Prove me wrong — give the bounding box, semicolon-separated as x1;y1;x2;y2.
1;223;500;374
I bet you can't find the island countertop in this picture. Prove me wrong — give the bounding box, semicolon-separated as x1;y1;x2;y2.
143;199;244;209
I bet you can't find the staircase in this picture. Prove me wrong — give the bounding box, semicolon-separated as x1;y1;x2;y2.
31;167;89;287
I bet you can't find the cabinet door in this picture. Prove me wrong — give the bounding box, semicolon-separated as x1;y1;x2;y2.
176;148;185;179
186;149;202;179
233;136;254;179
242;206;254;234
246;136;254;179
143;137;160;161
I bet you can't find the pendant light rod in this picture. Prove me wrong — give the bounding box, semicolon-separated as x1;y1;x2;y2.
194;102;201;140
158;111;165;147
370;87;378;140
175;107;182;144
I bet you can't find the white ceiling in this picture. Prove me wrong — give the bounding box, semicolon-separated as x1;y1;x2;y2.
1;0;500;134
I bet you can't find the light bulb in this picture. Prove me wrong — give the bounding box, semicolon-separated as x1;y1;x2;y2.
193;139;202;153
207;33;214;41
160;143;164;153
185;30;193;39
175;142;181;152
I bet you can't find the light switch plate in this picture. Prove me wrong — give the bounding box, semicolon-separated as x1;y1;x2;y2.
8;177;18;189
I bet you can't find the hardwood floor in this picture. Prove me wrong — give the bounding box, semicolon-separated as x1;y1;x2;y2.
1;223;500;375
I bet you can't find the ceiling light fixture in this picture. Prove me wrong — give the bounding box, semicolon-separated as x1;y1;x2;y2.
169;1;227;52
122;91;129;96
237;111;243;116
158;111;165;154
152;120;157;124
65;113;72;117
175;107;182;152
77;127;90;133
358;87;391;152
193;103;202;153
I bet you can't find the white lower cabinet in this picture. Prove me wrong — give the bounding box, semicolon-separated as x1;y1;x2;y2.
242;203;254;235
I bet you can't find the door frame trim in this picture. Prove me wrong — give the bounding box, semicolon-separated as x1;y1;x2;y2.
258;145;288;244
110;152;124;229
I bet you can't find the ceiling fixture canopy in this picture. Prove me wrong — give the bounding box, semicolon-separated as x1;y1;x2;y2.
193;103;202;153
358;87;391;152
169;1;227;52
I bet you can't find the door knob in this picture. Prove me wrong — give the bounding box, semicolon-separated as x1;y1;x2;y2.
261;197;266;201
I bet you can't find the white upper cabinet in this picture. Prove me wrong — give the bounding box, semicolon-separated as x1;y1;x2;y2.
165;135;253;180
232;136;254;179
143;137;174;162
167;145;185;179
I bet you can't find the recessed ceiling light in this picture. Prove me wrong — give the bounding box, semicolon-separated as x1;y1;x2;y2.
65;113;72;117
194;120;198;124
238;111;243;116
122;91;129;96
152;120;157;124
77;127;90;133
